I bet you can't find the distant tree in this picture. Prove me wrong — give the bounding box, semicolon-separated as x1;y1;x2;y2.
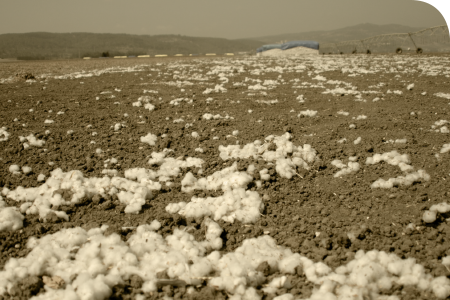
101;51;110;57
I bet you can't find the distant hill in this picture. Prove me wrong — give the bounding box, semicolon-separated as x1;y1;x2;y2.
0;24;441;60
251;23;429;44
0;32;264;60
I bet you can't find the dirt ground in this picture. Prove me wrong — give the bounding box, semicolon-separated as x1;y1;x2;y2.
1;55;450;300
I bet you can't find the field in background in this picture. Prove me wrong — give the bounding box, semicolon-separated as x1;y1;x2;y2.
320;25;450;55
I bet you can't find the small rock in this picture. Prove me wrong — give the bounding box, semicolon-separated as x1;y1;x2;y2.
43;275;65;289
129;275;144;289
285;237;301;248
45;212;60;223
295;265;304;276
156;270;170;279
256;261;271;276
92;194;102;205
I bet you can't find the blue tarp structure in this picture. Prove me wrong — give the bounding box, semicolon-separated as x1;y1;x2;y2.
280;40;319;51
257;41;319;53
256;44;282;53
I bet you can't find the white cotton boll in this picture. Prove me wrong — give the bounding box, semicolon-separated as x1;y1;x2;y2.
247;164;256;175
407;83;414;90
356;115;367;120
275;159;296;179
44;119;54;124
181;172;198;193
240;287;261;300
9;165;20;174
430;202;450;213
140;133;157;146
337;111;349;116
148;220;161;230
147;151;167;165
337;138;347;144
273;293;294;300
377;277;393;290
204;218;223;250
298;110;317;117
203;113;214;120
192;132;199;138
431;276;450;299
440;144;450;153
398;162;414;172
143;103;155;111
102;169;118;177
387;260;405;276
423;210;437;223
22;166;32;175
267;276;291;290
405;223;415;232
441;126;449;134
1;188;9;196
373;97;380;102
96;148;103;154
135;295;145;300
166;202;184;214
331;160;346;169
353;137;361;144
314;262;331;276
296;95;305;102
232;130;239;136
20;202;32;213
114;123;123;131
260;169;270;181
279;253;302;274
0;207;24;231
21;134;45;147
177;188;262;223
349;124;356;129
195;148;204;153
73;274;112;300
442;257;450;269
435;120;448;127
0;127;10;142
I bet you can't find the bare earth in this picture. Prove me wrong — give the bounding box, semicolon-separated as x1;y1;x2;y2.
1;54;450;300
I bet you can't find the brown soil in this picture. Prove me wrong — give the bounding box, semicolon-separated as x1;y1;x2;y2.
0;55;450;300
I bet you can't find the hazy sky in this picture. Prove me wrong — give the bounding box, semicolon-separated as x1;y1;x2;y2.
0;0;446;39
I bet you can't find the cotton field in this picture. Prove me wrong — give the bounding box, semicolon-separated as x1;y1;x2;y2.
1;54;450;300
